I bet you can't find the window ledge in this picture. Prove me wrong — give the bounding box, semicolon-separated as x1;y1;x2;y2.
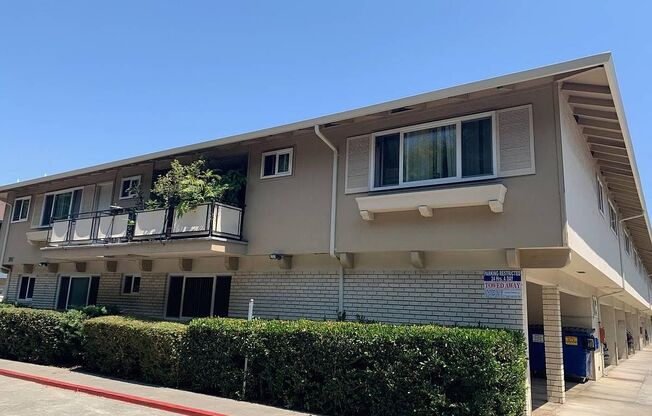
355;183;507;221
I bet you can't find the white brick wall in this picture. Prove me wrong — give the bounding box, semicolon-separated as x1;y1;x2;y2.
96;273;167;318
344;271;523;330
229;271;339;320
4;269;524;332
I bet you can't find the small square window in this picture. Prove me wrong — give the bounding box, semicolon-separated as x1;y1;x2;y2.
260;148;293;179
18;276;36;300
122;275;141;294
11;197;31;223
120;176;141;199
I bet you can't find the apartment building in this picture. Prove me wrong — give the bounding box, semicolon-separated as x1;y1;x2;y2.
0;53;650;413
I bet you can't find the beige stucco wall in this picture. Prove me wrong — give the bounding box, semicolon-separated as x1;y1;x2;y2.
558;91;651;304
2;84;565;265
0;163;154;266
244;84;564;255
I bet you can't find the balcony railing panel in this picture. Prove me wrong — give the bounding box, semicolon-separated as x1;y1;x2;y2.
46;202;243;247
72;217;94;242
50;220;70;243
133;209;167;239
172;204;210;234
214;204;242;237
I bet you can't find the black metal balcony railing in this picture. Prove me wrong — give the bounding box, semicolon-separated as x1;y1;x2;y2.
47;202;243;246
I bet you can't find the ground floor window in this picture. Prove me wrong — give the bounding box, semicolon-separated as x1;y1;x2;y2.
165;275;231;319
56;276;100;309
18;276;36;300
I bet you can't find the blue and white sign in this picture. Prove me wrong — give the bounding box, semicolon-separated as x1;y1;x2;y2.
483;270;522;299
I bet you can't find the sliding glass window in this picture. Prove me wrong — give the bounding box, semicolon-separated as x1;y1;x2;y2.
372;112;495;190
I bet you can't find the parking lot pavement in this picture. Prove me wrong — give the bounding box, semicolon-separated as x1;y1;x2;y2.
0;375;173;416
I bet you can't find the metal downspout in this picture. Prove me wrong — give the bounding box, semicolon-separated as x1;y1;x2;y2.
314;125;344;314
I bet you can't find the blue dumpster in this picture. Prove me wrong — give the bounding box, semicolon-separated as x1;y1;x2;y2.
528;325;546;375
528;325;598;382
562;327;598;382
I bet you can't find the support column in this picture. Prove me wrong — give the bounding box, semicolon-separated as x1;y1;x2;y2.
600;304;618;367
542;286;565;404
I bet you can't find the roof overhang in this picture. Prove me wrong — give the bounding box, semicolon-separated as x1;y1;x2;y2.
557;58;652;278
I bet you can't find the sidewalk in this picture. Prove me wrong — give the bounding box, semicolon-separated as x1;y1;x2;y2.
0;359;311;416
533;346;652;416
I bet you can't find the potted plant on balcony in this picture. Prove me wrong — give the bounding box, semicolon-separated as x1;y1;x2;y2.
142;159;246;236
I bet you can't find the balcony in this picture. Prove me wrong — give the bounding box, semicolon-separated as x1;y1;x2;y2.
40;202;246;260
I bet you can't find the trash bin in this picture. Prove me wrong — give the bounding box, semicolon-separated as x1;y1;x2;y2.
528;325;546;376
562;327;598;382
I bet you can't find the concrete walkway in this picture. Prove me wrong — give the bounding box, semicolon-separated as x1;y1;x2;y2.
0;359;310;416
533;346;652;416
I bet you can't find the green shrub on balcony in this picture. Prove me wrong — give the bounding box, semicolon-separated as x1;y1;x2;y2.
146;159;247;216
83;316;187;386
0;307;86;365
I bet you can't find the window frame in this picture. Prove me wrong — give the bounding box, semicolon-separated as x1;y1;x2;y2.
122;275;141;295
260;148;294;179
164;274;232;320
608;201;618;235
18;275;36;301
119;175;142;200
39;186;84;227
596;175;605;216
11;196;31;223
624;229;632;256
370;111;498;191
62;276;93;309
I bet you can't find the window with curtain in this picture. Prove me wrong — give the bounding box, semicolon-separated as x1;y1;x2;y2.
373;113;495;189
403;124;456;182
40;188;83;226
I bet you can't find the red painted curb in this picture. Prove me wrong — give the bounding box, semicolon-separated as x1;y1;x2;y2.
0;368;229;416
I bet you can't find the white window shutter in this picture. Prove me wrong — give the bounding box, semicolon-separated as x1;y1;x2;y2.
30;194;44;228
497;105;535;177
345;135;371;194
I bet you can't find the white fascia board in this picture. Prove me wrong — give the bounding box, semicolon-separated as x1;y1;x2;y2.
0;53;612;195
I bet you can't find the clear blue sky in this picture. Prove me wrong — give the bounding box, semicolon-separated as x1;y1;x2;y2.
1;1;651;203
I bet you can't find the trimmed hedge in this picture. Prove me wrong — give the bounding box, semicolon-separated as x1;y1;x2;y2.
83;316;186;386
3;310;526;415
0;307;86;365
183;319;526;416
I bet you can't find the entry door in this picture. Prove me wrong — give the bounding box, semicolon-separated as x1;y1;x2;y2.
94;182;113;211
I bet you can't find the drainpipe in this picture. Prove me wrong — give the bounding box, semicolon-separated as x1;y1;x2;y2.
314;125;338;259
314;125;345;314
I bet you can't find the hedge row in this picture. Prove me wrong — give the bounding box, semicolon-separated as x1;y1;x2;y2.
0;306;86;364
0;308;526;415
84;317;526;416
83;316;186;386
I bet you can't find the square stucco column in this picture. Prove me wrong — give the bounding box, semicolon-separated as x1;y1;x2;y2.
542;286;565;404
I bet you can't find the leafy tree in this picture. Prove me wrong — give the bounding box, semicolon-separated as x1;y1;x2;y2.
147;159;246;216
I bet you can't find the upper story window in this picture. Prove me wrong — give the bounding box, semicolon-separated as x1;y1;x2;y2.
261;148;293;179
372;112;495;190
608;202;618;235
40;187;83;227
11;196;31;223
119;176;141;199
596;176;605;215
